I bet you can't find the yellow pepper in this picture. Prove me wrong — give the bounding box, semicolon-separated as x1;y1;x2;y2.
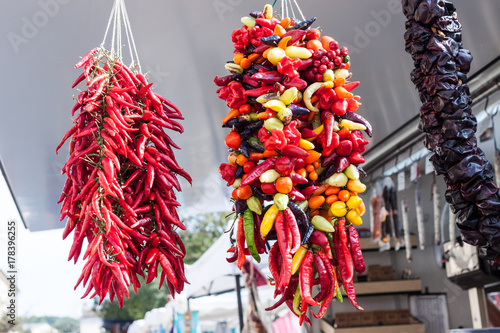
267;47;287;65
279;87;298;105
298;138;315;150
312;124;324;135
346;210;363;226
260;204;279;237
339;119;367;131
264;99;287;112
291;245;308;274
286;46;313;59
330;201;347;217
346;196;363;210
347;179;367;193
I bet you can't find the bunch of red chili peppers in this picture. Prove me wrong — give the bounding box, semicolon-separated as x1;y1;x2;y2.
216;5;372;324
57;47;191;306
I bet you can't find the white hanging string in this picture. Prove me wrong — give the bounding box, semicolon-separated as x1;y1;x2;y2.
100;0;141;72
278;0;306;21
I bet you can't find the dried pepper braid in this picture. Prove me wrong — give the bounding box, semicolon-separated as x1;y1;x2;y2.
402;0;500;263
57;47;191;306
217;4;371;324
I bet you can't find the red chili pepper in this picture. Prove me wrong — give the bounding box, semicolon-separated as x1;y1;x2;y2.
284;208;301;254
317;88;337;110
249;26;273;46
243;85;275;97
231;26;250;50
240;157;276;187
281;145;309;158
331;99;348;116
336;140;353;157
268;242;282;296
255;18;280;30
264;129;287;151
348;151;365;165
283;121;301;146
74;48;97;68
343;81;360;92
312;253;329;303
236;215;246;269
348;225;366;275
289;187;306;201
277;57;302;78
313;251;338;318
282;76;308;90
338;218;354;284
300;251;320;306
252;71;283;85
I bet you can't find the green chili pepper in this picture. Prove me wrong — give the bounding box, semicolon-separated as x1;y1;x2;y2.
244;208;260;262
246;196;262;215
248;136;265;152
336;281;343;302
274;193;289;211
311;215;335;232
293;283;304;315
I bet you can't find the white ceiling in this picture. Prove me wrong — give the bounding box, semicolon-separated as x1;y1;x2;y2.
1;0;500;231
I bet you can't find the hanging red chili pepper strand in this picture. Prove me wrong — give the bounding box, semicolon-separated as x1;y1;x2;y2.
58;48;191;306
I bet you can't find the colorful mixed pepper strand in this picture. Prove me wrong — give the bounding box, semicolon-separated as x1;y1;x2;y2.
216;4;372;324
57;47;191;306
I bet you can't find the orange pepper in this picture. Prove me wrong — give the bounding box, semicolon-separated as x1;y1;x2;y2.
231;188;238;200
255;56;266;64
256;112;268;120
274;24;286;37
306;39;323;51
311;94;320;104
326;194;338;205
335;86;354;99
233;53;245;65
236;154;248;166
334;77;345;87
222;109;240;124
338;190;350;202
345;62;351;69
308;195;325;210
263;150;279;157
240;58;252;69
263;47;271;59
228;152;238;164
303;150;321;165
247;53;260;62
320;36;334;50
249;152;263;161
237;185;253;200
309;171;318;181
296;168;307;179
276;177;293;194
306;164;315;173
313;184;329;196
280;17;291;29
325;186;341;196
313;161;320;169
357;201;366;216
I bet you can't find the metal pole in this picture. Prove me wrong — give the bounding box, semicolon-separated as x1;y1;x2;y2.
235;274;244;331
